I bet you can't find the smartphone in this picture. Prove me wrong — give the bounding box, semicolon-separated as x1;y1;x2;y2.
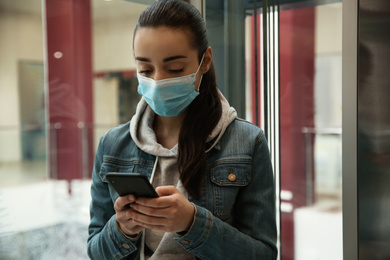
106;173;158;198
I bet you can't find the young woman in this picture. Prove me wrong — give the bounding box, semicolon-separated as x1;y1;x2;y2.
87;1;277;259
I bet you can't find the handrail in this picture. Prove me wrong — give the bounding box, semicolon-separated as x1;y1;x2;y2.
302;127;342;135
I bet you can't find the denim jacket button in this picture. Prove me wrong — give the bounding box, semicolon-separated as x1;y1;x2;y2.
122;243;130;249
228;173;236;182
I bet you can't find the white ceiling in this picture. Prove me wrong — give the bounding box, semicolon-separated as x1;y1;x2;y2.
0;0;148;21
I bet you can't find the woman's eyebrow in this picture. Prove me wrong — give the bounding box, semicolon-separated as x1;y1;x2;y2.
135;55;187;63
163;55;187;62
135;56;150;62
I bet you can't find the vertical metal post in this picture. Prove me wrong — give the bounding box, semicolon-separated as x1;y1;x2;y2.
261;0;281;258
253;0;259;126
342;0;358;259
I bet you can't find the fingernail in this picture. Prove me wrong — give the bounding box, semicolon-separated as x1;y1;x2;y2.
128;195;135;201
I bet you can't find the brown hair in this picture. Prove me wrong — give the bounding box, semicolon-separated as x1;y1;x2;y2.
134;0;222;198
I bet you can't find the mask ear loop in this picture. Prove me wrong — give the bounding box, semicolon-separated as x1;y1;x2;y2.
196;53;206;93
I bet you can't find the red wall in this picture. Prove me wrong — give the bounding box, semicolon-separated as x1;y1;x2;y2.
45;0;94;183
280;7;315;260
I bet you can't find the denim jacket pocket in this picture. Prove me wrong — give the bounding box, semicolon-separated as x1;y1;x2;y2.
210;157;252;221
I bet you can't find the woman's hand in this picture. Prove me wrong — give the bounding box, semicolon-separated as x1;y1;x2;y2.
128;185;195;233
114;195;145;236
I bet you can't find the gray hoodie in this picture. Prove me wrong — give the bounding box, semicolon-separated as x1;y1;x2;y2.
129;91;237;259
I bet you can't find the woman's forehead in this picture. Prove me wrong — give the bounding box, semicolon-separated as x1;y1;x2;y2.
134;26;195;55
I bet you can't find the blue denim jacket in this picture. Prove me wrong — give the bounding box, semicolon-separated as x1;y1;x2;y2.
88;118;277;260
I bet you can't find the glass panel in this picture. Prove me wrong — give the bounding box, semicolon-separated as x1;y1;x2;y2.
0;0;148;258
358;1;390;259
279;2;343;260
241;1;343;258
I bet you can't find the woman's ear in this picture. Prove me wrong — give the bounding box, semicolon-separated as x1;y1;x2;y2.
201;47;213;74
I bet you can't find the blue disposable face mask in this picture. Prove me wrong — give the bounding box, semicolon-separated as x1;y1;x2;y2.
137;55;204;117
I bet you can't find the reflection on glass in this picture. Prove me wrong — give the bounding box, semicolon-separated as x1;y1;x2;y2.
279;2;343;260
0;0;147;258
358;1;390;259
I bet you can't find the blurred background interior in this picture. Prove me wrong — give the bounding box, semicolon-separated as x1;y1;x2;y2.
0;0;389;259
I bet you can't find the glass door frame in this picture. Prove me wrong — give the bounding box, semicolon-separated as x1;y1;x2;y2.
342;0;358;259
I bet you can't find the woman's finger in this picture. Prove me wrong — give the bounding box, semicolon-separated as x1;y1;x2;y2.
114;195;136;211
127;189;195;233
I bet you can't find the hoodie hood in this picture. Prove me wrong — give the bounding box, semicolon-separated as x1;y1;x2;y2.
129;90;237;156
205;91;237;152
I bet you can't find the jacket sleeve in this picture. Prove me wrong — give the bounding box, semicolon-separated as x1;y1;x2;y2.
87;135;143;260
173;131;278;260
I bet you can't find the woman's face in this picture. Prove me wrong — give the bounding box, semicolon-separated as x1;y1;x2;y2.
133;26;211;91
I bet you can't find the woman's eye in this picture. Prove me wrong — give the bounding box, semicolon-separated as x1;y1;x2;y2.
169;69;184;73
139;70;152;75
